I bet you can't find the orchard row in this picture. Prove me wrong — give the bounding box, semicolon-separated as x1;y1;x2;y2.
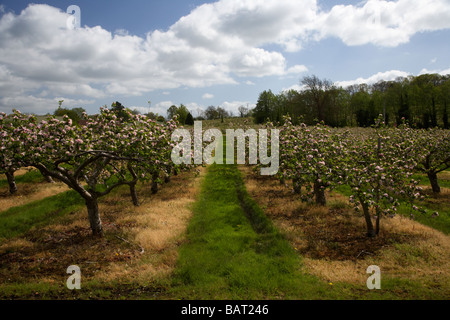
0;108;195;235
273;115;449;237
1;109;449;238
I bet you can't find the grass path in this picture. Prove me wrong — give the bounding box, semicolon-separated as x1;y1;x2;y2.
166;163;335;299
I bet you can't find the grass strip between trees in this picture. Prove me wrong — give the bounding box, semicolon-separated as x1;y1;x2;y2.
0;169;44;188
334;182;450;235
0;190;84;242
168;163;333;299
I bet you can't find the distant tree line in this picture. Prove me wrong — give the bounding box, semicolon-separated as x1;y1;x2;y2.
166;105;236;124
200;106;233;121
54;101;169;124
53;100;86;125
253;74;450;128
167;104;194;125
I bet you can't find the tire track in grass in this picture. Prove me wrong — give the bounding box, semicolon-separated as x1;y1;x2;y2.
169;163;332;300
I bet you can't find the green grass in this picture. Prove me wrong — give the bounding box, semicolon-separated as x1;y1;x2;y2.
334;180;450;235
167;162;337;299
410;172;450;189
0;190;85;242
396;200;450;235
0;169;45;188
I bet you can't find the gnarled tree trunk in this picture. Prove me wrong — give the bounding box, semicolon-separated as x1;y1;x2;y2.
314;180;326;206
129;182;139;206
5;170;17;194
44;175;55;183
375;213;381;236
293;178;301;195
151;171;159;194
361;199;376;238
85;197;103;236
427;172;441;193
164;172;171;183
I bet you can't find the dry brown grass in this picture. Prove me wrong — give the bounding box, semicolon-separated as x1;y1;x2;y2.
96;167;206;282
239;165;450;287
0;182;69;212
0;167;206;287
14;167;34;176
303;216;450;285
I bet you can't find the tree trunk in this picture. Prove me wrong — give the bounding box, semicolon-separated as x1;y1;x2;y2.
44;175;55;183
36;168;55;183
5;170;17;194
314;180;326;206
129;182;140;206
164;172;171;183
375;213;381;236
85;198;103;236
293;178;301;195
427;172;441;193
151;172;159;194
151;181;158;194
361;200;376;238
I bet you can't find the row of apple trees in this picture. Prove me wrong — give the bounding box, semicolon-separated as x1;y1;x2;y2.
0;108;195;236
276;115;449;237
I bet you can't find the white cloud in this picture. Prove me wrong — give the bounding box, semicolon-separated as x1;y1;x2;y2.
286;65;308;75
282;84;306;92
0;95;93;114
419;67;450;76
185;102;205;116
145;101;176;118
220;101;256;117
336;70;412;88
114;29;130;36
202;93;214;99
315;0;450;47
1;1;450;113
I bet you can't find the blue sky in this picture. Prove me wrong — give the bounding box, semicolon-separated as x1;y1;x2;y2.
1;0;449;117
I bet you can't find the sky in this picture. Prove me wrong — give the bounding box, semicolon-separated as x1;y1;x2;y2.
0;0;449;118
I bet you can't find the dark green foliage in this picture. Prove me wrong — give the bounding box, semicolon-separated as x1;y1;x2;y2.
166;104;192;124
111;101;130;121
185;112;194;125
252;73;450;128
54;107;85;125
